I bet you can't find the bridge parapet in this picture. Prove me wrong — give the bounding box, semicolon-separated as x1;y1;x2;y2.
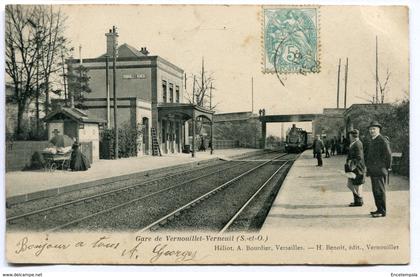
259;114;321;123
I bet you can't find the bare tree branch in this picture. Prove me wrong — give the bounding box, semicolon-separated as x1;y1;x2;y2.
6;5;71;138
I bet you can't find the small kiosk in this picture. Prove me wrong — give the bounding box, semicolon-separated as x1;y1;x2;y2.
43;107;105;162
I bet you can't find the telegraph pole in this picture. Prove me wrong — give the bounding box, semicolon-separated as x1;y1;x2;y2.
192;75;196;105
375;36;379;104
209;82;213;110
105;54;110;129
344;57;348;108
112;26;119;159
201;57;204;105
61;50;67;103
251;77;254;113
336;58;341;108
79;45;83;108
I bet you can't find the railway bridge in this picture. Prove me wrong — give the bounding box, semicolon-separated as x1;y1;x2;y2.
259;113;321;148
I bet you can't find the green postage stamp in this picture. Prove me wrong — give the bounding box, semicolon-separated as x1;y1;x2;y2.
263;6;320;74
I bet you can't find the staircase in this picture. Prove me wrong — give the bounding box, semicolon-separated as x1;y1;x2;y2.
151;127;162;156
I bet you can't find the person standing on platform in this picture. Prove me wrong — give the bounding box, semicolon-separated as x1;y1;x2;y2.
345;129;365;207
365;121;392;218
331;137;337;156
325;137;331;158
312;134;325;167
70;139;91;171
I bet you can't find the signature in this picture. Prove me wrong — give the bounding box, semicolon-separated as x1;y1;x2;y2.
150;243;199;263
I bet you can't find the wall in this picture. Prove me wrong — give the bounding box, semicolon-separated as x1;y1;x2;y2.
312;114;345;140
79;123;100;161
156;61;184;104
6;102;18;135
87;102;134;129
80;141;93;164
84;59;153;102
136;100;152;155
5;141;50;172
47;122;64;140
213;116;261;148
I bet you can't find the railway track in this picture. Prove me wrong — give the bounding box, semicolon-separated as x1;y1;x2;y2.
141;153;298;233
7;151;286;232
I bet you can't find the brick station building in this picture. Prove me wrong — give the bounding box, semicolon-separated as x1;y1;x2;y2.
70;27;213;156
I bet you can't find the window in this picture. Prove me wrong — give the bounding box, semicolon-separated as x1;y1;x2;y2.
169;83;174;103
162;80;167;103
175;86;180;103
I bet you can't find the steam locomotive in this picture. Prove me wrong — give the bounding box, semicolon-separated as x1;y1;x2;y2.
285;124;310;153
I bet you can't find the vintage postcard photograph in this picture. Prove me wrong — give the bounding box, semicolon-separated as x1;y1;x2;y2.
3;4;410;265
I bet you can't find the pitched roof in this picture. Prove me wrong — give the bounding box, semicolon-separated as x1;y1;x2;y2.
44;107;106;124
97;43;147;58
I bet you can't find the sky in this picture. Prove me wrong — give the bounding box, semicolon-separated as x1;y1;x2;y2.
59;5;409;135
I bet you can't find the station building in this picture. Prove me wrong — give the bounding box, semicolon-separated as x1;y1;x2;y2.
71;28;213;156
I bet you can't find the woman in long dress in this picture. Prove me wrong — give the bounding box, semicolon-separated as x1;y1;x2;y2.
70;141;91;171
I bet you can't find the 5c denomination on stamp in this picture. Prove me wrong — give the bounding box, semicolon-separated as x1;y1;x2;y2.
263;6;320;74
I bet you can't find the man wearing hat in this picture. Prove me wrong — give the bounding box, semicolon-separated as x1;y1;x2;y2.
345;129;365;207
365;121;392;218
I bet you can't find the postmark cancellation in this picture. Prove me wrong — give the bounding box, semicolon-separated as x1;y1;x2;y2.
262;6;320;74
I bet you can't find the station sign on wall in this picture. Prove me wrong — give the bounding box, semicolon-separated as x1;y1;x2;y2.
122;73;146;79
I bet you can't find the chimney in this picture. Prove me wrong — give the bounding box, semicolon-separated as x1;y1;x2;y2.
140;47;149;56
105;26;119;57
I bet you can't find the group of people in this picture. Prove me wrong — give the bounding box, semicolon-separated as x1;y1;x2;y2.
312;121;392;218
314;136;349;160
326;136;349;157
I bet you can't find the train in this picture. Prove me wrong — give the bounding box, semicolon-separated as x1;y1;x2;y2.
285;124;311;153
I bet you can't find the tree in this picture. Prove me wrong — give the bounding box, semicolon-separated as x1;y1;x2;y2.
66;61;92;109
185;58;217;136
378;69;391;104
34;6;70;114
186;58;217;110
6;5;40;138
5;5;71;138
356;69;391;104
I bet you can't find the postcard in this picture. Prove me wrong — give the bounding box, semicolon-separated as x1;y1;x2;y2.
4;4;409;264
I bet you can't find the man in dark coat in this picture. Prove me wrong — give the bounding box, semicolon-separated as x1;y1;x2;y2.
345;129;365;207
365;121;392;218
312;134;325;167
325;138;331;158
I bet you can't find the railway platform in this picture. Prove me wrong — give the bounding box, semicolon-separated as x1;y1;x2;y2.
5;148;261;205
262;150;409;232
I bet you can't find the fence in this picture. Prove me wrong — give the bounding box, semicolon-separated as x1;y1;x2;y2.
186;138;240;151
213;140;240;149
